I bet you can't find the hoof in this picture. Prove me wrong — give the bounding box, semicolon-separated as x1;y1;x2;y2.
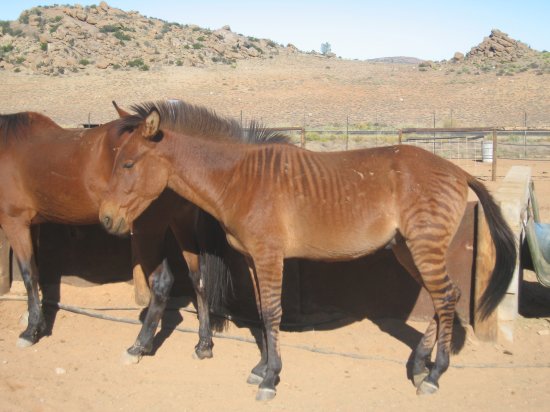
122;350;141;365
256;388;276;401
192;348;213;360
16;337;34;348
247;372;264;385
416;380;439;395
412;369;430;388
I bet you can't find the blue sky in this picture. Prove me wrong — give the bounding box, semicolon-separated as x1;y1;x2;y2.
1;1;549;60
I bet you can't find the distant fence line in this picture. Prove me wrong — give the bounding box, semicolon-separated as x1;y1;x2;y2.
260;126;550;181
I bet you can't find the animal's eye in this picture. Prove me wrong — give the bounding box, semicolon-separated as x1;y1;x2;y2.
122;160;135;169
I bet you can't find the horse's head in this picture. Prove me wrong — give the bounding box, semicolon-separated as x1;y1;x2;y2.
99;109;170;236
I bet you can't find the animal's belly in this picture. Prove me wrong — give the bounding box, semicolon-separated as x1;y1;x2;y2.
287;220;397;261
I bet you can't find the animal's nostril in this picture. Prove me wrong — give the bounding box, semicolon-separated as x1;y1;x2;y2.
102;215;112;229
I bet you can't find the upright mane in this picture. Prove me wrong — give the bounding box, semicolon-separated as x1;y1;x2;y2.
128;100;291;145
0;112;61;146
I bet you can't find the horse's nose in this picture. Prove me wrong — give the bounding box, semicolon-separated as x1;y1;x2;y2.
102;214;112;230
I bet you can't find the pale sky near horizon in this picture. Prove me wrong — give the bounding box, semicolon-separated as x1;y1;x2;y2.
1;1;548;61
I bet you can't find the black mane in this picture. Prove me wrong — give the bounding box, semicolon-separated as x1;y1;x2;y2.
124;100;291;145
0;112;32;146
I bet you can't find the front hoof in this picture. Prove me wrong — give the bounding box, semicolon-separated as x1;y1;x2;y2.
122;350;141;365
247;372;264;385
192;346;213;360
16;337;34;348
256;388;276;401
412;369;430;388
416;380;439;395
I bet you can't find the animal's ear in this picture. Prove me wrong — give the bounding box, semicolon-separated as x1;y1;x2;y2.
142;109;161;140
112;100;131;118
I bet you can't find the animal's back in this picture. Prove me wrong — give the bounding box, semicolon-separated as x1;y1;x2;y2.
231;144;467;259
0;115;114;225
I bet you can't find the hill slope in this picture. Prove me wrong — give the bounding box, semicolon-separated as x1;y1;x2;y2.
0;1;308;75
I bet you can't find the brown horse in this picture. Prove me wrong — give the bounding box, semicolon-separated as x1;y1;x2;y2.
99;108;516;400
0;102;282;361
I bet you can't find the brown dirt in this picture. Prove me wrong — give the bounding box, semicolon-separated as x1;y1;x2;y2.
1;57;550;411
0;54;549;128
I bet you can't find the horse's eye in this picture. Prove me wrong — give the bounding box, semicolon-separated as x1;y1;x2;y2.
122;160;135;169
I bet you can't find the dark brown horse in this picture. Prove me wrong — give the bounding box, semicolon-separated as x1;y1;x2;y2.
0;103;284;361
99;108;516;400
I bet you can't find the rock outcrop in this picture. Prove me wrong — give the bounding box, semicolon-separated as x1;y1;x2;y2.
465;29;538;63
0;2;306;75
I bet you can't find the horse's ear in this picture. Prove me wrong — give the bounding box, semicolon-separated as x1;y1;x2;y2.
143;109;161;140
112;100;131;118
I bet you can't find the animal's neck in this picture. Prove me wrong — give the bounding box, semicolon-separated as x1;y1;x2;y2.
161;133;244;219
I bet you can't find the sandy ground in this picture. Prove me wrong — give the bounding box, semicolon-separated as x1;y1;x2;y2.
1;56;550;411
0;276;549;412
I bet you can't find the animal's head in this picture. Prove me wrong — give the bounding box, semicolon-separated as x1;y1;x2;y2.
99;109;170;235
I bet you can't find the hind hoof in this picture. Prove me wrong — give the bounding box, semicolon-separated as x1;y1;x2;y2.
247;372;264;385
256;388;276;401
416;380;439;395
122;350;141;365
16;337;34;348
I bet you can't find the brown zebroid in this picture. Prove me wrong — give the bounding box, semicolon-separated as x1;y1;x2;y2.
100;107;516;400
0;101;284;364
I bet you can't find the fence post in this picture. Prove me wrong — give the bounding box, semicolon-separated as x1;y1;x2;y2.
398;129;402;144
345;116;349;150
0;229;10;295
474;204;497;341
491;129;497;181
300;128;305;149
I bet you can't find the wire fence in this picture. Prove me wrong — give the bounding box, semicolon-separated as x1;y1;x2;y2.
277;127;550;159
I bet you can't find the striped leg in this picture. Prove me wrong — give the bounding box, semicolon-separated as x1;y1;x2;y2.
248;254;284;401
392;236;436;386
407;238;461;394
245;259;268;385
417;283;460;395
403;224;463;393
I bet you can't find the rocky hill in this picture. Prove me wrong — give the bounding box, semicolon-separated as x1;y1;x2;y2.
0;2;310;75
444;29;548;76
465;29;539;63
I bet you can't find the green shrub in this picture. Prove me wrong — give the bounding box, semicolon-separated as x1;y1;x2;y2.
79;58;90;65
192;42;203;49
127;58;145;67
40;42;48;51
114;31;131;41
139;64;149;71
112;64;121;70
2;44;14;53
15;56;25;64
99;25;119;33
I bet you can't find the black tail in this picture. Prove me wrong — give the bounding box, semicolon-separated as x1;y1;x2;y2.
468;177;516;319
200;251;233;312
197;209;234;331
